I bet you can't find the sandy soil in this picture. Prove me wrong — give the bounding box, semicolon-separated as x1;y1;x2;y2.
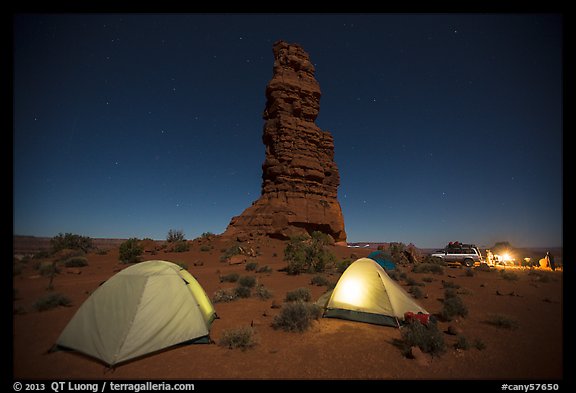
13;237;563;380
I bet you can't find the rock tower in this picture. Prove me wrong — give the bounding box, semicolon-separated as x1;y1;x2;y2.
224;40;346;242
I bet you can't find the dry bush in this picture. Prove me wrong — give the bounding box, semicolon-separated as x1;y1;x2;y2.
218;326;257;350
272;302;322;332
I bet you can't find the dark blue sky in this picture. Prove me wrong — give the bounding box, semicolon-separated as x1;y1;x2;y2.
13;13;563;248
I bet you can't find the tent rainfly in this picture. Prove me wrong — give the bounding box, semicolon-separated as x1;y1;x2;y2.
54;260;216;366
367;250;397;270
322;258;428;327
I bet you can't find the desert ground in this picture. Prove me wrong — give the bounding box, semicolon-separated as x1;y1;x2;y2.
13;236;563;380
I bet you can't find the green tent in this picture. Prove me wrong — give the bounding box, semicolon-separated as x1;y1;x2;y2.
55;260;216;366
322;258;428;327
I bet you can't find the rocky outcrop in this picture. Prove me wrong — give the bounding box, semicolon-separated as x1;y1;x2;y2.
223;40;346;242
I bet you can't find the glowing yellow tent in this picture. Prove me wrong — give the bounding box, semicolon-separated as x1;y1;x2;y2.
323;258;428;327
55;260;216;366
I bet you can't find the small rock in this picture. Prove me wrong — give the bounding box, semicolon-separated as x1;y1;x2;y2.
229;255;246;265
270;300;281;309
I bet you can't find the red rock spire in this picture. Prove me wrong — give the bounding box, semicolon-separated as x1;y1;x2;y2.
224;40;346;242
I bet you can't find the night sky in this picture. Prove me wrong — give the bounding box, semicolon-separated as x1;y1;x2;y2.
13;14;563;248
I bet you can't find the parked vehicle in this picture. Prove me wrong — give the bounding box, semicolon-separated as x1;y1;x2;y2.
430;242;484;267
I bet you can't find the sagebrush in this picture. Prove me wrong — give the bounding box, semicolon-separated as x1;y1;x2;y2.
218;327;257;350
272;302;322;332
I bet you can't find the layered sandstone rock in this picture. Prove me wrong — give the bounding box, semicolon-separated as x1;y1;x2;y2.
223;40;346;242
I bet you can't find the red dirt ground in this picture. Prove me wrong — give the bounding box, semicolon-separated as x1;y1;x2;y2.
13;237;563;380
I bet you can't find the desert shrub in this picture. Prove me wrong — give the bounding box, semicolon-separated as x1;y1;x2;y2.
256;265;273;273
422;276;434;283
166;229;186;243
14;304;26;315
285;287;311;302
245;262;259;271
442;280;461;289
454;335;471;350
440;291;468;321
401;319;446;356
238;275;257;288
484;314;519;330
388;242;409;264
212;289;238;303
420;255;446;265
220;244;242;262
33;250;52;259
64;257;88;267
408;286;425;299
444;288;458;299
412;263;444;275
13;262;25;276
284;232;336;274
96;249;108;255
219;327;257;350
64;256;88;267
272;302;322;332
474;339;487;350
201;232;215;238
387;270;400;281
197;244;210;252
500;270;519;281
33;293;71;312
336;259;353;274
39;262;60;277
254;285;273;300
119;238;142;263
173;241;190;252
234;286;252;298
220;273;239;283
405;276;424;287
535;273;550;283
50;233;93;253
310;275;331;286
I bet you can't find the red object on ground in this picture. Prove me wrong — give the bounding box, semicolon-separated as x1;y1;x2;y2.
404;311;431;325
